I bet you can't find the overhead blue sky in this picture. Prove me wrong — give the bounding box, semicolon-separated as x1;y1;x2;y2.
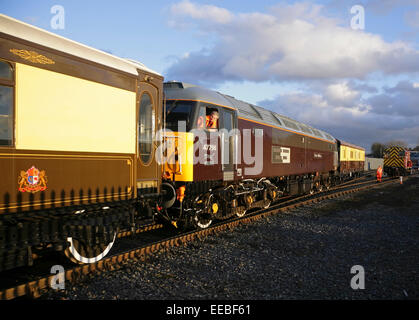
1;0;419;150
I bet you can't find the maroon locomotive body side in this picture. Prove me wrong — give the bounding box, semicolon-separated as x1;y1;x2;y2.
236;118;336;180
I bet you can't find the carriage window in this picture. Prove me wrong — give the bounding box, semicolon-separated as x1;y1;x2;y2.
0;60;13;146
139;93;154;164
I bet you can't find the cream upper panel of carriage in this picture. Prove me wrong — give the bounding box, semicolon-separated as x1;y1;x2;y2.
15;63;137;154
0;14;160;77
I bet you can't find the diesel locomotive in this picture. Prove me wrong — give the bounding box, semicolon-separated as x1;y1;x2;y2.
0;14;365;272
160;82;365;229
383;146;413;176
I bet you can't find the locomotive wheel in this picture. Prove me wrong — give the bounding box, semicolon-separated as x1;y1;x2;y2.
237;194;253;217
64;232;117;264
262;200;271;209
236;207;247;218
193;213;212;229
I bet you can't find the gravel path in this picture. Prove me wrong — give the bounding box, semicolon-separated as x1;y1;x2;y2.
42;177;419;300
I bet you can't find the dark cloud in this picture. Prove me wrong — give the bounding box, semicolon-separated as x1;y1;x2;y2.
384;80;419;93
258;81;419;149
350;81;379;93
369;81;419;117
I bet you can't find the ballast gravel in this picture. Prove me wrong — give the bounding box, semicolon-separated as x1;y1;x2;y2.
43;177;419;300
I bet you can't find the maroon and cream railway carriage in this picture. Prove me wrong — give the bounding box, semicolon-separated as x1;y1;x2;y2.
162;82;339;229
337;140;365;178
0;15;164;270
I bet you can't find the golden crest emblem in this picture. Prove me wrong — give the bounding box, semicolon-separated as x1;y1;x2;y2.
10;49;55;65
18;166;48;193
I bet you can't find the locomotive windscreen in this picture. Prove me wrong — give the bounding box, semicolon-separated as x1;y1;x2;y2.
165;100;197;132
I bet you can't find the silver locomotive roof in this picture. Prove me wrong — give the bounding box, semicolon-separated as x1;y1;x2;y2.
164;81;336;143
0;14;161;77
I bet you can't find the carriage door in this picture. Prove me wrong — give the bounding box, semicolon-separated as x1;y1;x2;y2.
221;108;236;181
137;81;160;194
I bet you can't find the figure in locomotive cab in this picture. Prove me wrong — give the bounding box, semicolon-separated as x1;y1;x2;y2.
206;110;219;131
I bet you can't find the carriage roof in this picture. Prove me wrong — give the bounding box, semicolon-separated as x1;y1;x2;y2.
0;14;161;77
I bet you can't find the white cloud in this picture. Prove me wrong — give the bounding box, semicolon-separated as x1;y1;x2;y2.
324;82;361;107
166;1;419;84
169;0;233;25
166;1;419;149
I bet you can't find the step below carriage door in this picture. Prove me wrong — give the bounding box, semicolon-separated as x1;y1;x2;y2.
221;107;237;181
137;81;159;195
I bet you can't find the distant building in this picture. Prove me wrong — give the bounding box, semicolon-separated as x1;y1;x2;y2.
364;157;384;171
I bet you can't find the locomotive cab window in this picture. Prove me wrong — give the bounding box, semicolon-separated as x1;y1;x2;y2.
222;109;234;131
139;92;155;164
165;100;195;132
0;60;14;147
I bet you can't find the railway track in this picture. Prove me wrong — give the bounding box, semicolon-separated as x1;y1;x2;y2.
0;175;407;300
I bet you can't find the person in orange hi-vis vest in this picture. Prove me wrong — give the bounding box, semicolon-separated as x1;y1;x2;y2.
376;165;383;182
206;111;219;130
